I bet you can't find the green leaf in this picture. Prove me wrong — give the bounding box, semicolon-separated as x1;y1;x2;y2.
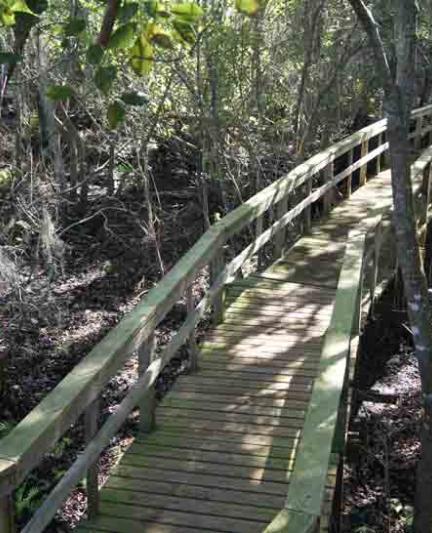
64;17;86;36
0;7;16;26
235;0;260;15
0;52;21;65
108;22;137;50
120;91;148;106
118;2;138;23
146;23;173;49
46;84;74;101
129;36;154;76
86;44;104;65
172;19;196;44
94;65;117;94
170;2;204;21
144;1;170;18
107;100;126;129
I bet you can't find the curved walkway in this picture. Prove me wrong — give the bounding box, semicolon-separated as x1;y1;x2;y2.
78;170;396;532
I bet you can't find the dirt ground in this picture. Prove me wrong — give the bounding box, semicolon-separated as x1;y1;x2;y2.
343;285;421;533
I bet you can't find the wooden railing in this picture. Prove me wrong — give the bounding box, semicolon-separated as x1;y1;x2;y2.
264;143;432;533
1;106;432;532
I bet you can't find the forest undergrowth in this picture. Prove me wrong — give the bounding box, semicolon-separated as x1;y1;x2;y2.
343;281;425;533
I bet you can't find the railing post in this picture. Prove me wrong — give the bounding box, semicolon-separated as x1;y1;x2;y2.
275;195;288;258
0;493;14;533
304;178;312;232
369;224;381;313
415;116;423;151
359;138;368;185
376;133;383;174
420;164;432;246
323;162;334;215
84;398;99;520
211;251;225;324
346;150;353;197
255;214;264;267
186;285;199;373
138;334;156;432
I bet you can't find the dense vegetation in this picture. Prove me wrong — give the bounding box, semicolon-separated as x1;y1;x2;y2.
1;0;432;531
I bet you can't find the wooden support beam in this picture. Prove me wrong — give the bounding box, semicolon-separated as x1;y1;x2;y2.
186;285;199;373
0;494;14;533
211;252;225;324
255;213;264;268
138;334;155;433
415;116;423;150
304;178;312;233
346;150;353;197
84;399;99;519
376;134;383;174
369;223;382;313
275;196;288;257
359;139;368;185
322;162;334;214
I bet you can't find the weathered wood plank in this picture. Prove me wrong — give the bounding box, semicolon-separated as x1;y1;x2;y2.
78;515;204;533
161;391;310;410
105;475;285;509
99;488;278;521
112;464;290;495
156;415;302;439
136;428;297;451
197;361;318;378
156;406;305;428
159;397;307;418
127;443;295;471
96;502;269;533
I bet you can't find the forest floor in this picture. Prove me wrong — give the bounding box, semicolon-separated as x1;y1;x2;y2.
0;184;208;529
343;285;421;533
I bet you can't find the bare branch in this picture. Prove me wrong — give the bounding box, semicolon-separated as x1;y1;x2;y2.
347;0;393;90
97;0;120;48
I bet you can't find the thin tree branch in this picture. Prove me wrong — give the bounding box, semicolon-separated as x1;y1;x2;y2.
97;0;120;48
347;0;393;90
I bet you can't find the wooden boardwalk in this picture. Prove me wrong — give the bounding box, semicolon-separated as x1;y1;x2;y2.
3;108;432;533
78;171;395;532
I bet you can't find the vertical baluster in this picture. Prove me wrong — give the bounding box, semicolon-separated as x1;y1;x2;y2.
84;398;99;520
346;150;353;198
359;139;368;185
304;178;312;233
138;334;156;433
369;224;381;313
211;251;225;324
275;196;288;258
415;115;423;151
255;214;263;268
322;162;334;215
427;165;432;220
0;493;14;533
186;285;199;373
376;133;383;175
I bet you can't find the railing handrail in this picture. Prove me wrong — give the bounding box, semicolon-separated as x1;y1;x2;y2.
1;104;432;522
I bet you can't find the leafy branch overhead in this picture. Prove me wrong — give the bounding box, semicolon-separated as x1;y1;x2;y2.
0;0;262;129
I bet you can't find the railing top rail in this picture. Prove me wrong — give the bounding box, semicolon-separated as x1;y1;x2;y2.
1;104;431;496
